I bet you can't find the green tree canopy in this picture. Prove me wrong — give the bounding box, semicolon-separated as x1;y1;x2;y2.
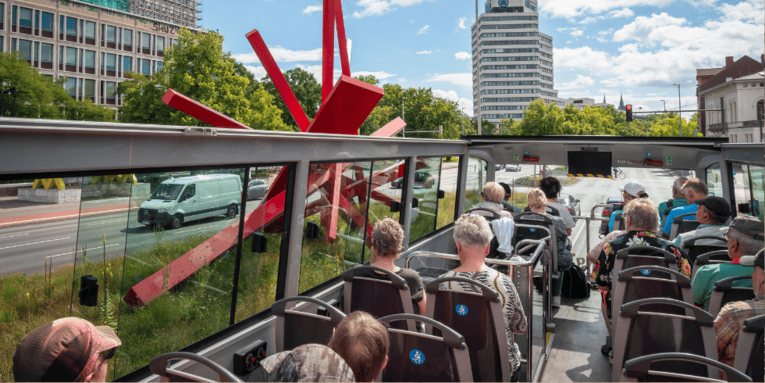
261;67;322;130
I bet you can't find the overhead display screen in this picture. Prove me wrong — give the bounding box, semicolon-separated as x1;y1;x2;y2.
568;151;612;177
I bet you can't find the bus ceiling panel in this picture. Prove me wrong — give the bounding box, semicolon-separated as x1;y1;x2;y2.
719;144;765;166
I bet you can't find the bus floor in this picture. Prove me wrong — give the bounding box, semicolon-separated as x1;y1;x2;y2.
540;292;612;382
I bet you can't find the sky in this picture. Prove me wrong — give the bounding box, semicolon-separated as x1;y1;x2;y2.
202;0;764;118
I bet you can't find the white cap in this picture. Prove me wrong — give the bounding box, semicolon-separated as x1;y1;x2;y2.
619;182;646;198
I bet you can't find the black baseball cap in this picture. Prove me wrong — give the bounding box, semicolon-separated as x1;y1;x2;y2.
739;248;764;269
499;182;512;197
695;196;731;218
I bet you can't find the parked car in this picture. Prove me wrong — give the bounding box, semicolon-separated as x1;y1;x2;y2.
598;196;625;236
505;164;521;172
391;171;436;189
495;164;505;170
247;179;269;200
558;193;581;218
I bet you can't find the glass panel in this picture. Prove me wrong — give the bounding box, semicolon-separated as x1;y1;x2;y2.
750;165;764;220
105;81;115;98
34;41;38;62
234;166;283;323
41;12;54;32
66;47;76;66
106;53;116;71
368;160;405;227
123;29;132;45
0;4;4;25
66;17;76;36
298;162;371;293
706;164;722;197
17;39;31;61
85;21;95;39
123;56;132;72
59;45;63;64
84;50;95;68
19;7;31;28
437;156;459;229
409;157;442;242
59;15;63;34
465;156;487;211
156;61;163;71
65;77;76;96
84;79;95;97
0;38;4;53
142;32;151;49
35;10;39;29
156;36;164;52
106;25;116;43
12;5;16;26
142;59;150;75
112;169;245;379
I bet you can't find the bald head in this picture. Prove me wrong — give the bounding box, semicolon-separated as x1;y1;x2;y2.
673;177;688;199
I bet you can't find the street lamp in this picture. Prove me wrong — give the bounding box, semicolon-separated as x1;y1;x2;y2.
673;83;681;137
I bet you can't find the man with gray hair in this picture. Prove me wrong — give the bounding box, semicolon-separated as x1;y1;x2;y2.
467;182;515;259
662;178;709;238
692;215;763;311
439;213;527;381
658;177;689;227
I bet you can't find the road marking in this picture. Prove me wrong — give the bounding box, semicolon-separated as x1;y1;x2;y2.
0;233;29;240
0;237;71;251
172;227;210;235
85;218;127;226
0;207;135;227
45;243;122;259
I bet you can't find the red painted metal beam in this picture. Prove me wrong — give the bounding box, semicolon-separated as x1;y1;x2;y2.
372;117;406;137
162;90;253;130
335;0;351;77
309;75;384;135
322;0;335;102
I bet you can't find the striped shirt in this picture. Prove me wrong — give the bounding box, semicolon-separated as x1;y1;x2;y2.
691;261;753;311
713;295;765;367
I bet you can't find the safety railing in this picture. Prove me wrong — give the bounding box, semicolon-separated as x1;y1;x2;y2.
570;203;613;274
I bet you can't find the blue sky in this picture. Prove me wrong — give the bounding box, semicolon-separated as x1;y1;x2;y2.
203;0;763;118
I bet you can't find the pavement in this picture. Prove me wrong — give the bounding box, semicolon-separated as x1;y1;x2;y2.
0;196;136;228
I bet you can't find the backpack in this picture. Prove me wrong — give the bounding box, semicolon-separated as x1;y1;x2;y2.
561;264;590;299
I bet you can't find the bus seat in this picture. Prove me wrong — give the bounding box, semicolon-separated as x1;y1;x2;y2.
682;235;727;266
669;213;700;240
613;247;680;281
613;212;625;231
734;314;764;382
708;275;755;317
612;266;693;336
341;265;416;330
378;313;473;382
149;352;243;382
692;250;730;280
622;352;752;382
612;297;717;382
523;204;560;216
271;296;345;352
512;212;558;270
424;276;511;382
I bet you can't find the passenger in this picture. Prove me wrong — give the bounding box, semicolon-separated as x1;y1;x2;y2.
527;188;573;307
692;216;763;311
673;196;730;248
467;182;515;259
608;181;649;233
438;213;527;381
714;248;765;368
13;317;121;382
662;178;708;238
658;177;689;227
539;177;575;235
328;311;389;383
498;182;522;215
593;198;691;355
357;218;426;314
260;343;356;382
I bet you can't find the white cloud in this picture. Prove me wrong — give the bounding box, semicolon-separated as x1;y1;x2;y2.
398;78;408;83
608;8;635;18
354;70;397;80
417;50;433;55
295;65;396;87
541;0;696;19
303;5;322;14
570;30;584;37
233;47;322;64
352;0;436;19
244;65;267;80
426;73;472;88
457;17;468;29
557;75;596;90
418;25;430;34
554;47;611;69
433;89;473;117
454;52;471;60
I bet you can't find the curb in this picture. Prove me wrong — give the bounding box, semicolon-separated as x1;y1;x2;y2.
0;204;139;228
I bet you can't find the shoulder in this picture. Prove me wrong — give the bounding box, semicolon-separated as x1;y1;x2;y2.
397;268;421;280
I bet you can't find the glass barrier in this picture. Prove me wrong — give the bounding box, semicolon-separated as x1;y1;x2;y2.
436;157;459;230
298;162;372;294
735;164;764;219
706;163;723;197
369;160;405;226
465;156;487;211
409;157;441;242
750;165;764;220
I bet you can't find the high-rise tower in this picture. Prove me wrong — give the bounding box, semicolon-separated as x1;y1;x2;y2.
472;0;561;129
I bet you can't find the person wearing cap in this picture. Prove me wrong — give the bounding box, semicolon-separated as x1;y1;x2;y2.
673;196;730;249
662;178;708;238
259;343;356;382
13;317;121;382
658;177;689;227
692;215;763;311
714;248;765;367
498;182;522;215
608;181;648;233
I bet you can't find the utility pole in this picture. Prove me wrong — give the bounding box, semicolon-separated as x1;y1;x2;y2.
402;97;406;138
673;83;682;137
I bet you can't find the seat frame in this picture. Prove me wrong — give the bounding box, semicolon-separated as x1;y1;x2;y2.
622;352;752;382
669;212;699;240
341;265;417;330
271;296;345;352
734;314;765;381
708;274;755;317
691;250;730;280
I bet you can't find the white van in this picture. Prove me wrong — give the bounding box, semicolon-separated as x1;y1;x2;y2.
137;174;242;229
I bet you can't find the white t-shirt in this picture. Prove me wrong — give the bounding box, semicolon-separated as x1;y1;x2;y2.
547;201;576;229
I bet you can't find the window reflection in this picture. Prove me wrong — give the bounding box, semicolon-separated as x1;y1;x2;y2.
465;157;487;211
437;157;460;230
409;158;441;242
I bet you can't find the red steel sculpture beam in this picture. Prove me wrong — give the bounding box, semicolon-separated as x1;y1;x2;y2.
322;0;335;102
335;0;351;77
162;90;253;130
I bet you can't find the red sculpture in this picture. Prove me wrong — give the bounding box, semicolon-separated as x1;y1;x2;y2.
124;0;407;307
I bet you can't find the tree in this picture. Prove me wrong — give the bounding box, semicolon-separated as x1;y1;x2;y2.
647;112;702;137
119;29;289;131
261;67;322;130
515;99;565;135
0;52;113;121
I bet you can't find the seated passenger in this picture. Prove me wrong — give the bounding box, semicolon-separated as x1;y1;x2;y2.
714;249;765;367
593;198;691;354
260;343;356;382
527;188;573;306
658;177;689;227
467;182;515;259
692;216;762;311
13;317;121;382
673;196;730;248
539;177;575;235
608;181;649;233
439;213;527;381
357;218;426;314
499;182;522;215
662;178;708;238
328;311;389;383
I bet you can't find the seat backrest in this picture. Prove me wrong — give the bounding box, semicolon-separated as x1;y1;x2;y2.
622;352;752;382
342;265;416;330
670;213;699;240
682;235;727;265
613;212;625;231
150;352;243;382
378;313;472;382
512;212;556;271
692;250;730;280
613;266;693;318
523;204;560;216
613;247;680;280
425;276;510;382
708;275;755;317
734;314;765;382
272;296;345;352
612;297;717;382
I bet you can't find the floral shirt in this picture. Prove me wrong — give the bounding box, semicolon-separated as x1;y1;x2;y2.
591;230;691;290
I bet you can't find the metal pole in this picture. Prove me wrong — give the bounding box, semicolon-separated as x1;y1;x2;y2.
461;107;465;135
661;100;666;128
674;83;682;137
402;97;406;138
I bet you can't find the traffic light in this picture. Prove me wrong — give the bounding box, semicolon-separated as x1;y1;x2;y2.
626;104;633;122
